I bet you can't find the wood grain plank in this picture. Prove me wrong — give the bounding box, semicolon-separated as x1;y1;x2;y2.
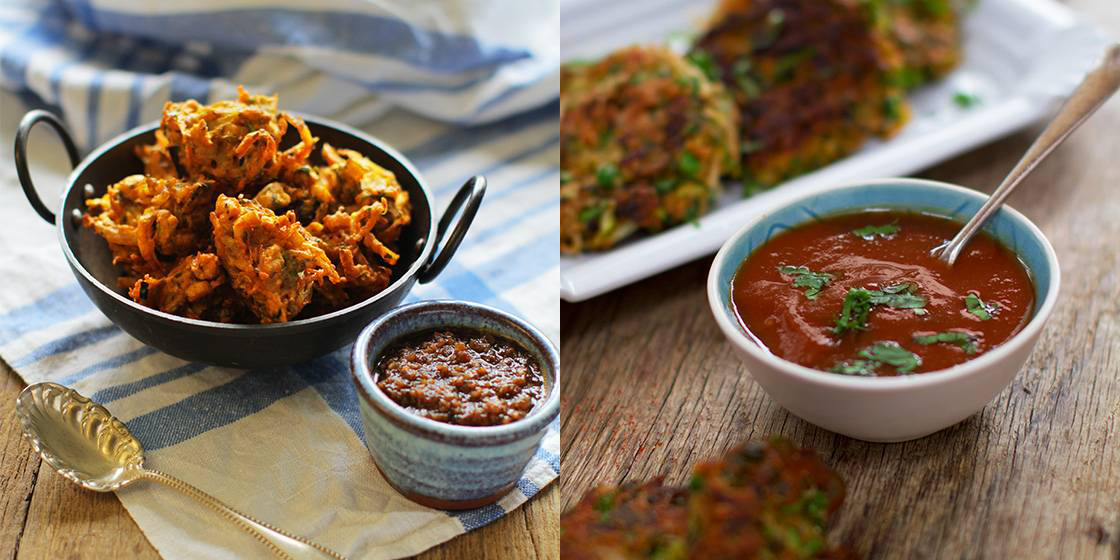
561;1;1120;557
0;363;40;560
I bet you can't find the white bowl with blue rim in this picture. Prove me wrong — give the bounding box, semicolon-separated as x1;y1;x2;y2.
350;300;559;509
707;178;1060;442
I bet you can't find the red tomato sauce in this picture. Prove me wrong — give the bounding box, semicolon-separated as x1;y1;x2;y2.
731;210;1034;375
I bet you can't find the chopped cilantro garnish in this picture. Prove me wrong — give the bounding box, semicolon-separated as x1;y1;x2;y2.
852;222;900;239
678;152;700;177
965;293;994;320
868;283;926;309
686;49;720;81
560;170;572;184
953;90;981;109
689;474;704;491
778;265;833;299
596;163;619;190
859;341;921;374
883;95;904;121
829;359;878;376
833;289;874;335
914;330;978;354
833;284;927;334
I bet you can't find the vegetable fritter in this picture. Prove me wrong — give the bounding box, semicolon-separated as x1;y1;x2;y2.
210;195;341;323
870;0;969;88
83;174;218;278
692;0;908;192
560;46;740;253
561;438;854;559
160;85;316;192
127;252;245;322
82;87;413;324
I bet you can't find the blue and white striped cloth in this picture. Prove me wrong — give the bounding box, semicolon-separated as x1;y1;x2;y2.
0;32;559;558
0;0;559;148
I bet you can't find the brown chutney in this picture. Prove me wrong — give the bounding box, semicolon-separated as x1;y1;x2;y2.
375;329;546;426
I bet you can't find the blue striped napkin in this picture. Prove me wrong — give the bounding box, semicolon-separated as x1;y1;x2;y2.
0;0;559;148
0;42;559;560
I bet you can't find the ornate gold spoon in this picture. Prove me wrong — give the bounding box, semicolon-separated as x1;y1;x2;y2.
933;43;1120;264
15;382;347;560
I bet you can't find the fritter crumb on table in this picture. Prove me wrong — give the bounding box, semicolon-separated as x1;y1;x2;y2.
561;438;855;559
82;86;413;324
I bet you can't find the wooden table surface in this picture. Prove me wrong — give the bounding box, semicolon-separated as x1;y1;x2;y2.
561;1;1120;557
0;359;558;560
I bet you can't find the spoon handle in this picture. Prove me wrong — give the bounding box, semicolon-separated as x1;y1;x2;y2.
938;44;1120;264
141;469;347;560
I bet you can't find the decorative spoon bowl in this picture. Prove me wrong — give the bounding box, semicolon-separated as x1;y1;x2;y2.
15;382;347;560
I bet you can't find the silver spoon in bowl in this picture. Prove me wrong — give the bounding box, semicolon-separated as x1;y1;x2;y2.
932;44;1120;265
15;382;348;560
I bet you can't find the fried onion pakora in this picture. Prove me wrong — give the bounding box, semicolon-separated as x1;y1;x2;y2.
560;46;740;253
128;252;245;322
561;438;854;559
869;0;969;88
211;194;341;323
692;0;908;192
160;85;316;192
83;174;218;278
83;87;413;324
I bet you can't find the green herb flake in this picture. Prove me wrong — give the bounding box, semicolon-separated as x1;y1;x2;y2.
296;165;312;174
830;359;879;376
868;283;927;310
965;293;994;320
595;163;619;190
953;90;981;109
833;288;874;335
689;474;705;492
654;178;677;195
578;203;607;224
852;222;900;240
686;49;720;81
914;331;979;354
859;341;921;374
678;152;701;177
778;265;833;299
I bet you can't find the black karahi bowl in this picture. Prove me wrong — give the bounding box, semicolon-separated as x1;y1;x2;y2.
14;110;485;369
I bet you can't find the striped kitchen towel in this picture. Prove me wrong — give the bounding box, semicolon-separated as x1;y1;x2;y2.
0;82;559;558
0;0;559;148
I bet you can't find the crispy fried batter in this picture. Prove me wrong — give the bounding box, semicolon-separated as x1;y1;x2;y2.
133;129;180;180
83;174;218;276
210;194;341;323
693;0;908;191
160;85;317;192
127;252;245;322
561;439;854;559
873;0;967;87
560;46;740;253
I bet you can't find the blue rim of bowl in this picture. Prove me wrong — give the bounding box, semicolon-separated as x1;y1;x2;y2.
707;177;1061;389
350;300;561;446
56;114;438;334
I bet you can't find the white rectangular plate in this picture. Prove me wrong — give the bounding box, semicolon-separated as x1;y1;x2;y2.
560;0;1111;301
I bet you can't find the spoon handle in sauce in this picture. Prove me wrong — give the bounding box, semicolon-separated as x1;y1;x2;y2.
935;43;1120;265
140;469;348;560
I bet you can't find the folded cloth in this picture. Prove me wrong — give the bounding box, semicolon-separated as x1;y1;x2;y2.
0;0;559;147
0;86;559;559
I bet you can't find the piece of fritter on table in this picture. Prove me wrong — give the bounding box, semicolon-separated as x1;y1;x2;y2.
561;438;853;559
160;85;316;192
688;439;848;558
692;0;907;191
560;45;740;253
561;479;689;560
83;174;218;279
210;194;340;323
127;252;245;322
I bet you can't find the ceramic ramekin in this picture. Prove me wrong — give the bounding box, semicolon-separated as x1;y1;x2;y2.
351;300;560;509
707;178;1060;442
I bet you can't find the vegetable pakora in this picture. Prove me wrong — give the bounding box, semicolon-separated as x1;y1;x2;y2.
693;0;908;192
82;87;413;324
561;438;854;559
560;46;740;253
